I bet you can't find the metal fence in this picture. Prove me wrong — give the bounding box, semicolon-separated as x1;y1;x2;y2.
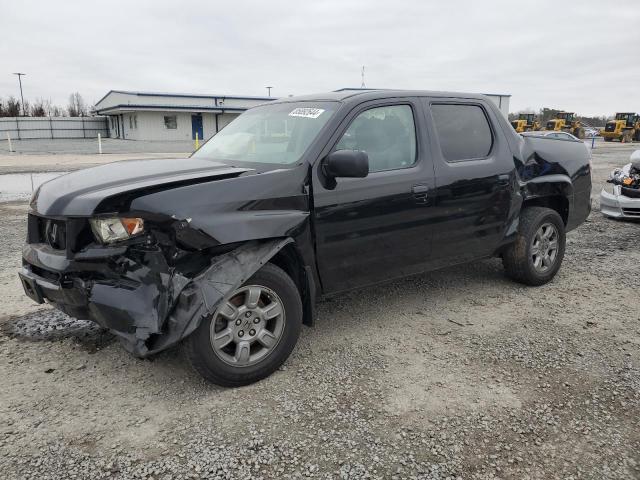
0;117;109;140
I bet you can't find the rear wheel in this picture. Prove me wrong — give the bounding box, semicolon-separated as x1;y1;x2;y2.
502;207;566;286
184;263;302;387
574;127;585;139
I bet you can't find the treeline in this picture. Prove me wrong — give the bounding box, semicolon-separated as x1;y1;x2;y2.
509;108;609;127
0;92;92;117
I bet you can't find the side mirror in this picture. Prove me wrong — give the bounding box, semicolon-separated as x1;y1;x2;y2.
322;150;369;179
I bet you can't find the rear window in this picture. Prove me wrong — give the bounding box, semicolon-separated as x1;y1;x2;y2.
431;104;493;161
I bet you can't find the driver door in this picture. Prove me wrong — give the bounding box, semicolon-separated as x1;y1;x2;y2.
312;100;436;294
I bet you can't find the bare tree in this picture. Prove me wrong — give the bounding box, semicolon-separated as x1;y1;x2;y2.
31;98;47;117
5;96;21;117
68;92;87;117
52;105;64;117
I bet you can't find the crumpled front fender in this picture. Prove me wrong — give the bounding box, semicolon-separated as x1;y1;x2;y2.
120;238;293;357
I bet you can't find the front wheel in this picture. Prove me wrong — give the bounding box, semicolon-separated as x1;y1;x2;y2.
184;263;302;387
502;207;566;286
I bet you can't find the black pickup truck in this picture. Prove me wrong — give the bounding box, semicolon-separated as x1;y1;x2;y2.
19;90;592;386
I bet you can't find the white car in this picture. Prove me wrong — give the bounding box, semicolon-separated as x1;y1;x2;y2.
600;150;640;219
521;131;580;141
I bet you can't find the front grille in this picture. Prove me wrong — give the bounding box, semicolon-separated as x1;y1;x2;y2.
43;218;66;249
622;208;640;217
27;214;94;254
28;214;67;250
605;122;616;132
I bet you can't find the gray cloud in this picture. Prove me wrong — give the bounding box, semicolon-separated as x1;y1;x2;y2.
1;0;639;116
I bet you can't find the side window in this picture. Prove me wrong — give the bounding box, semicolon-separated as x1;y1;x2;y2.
335;105;416;172
431;104;493;161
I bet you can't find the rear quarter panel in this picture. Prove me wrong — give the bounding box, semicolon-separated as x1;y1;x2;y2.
516;135;592;230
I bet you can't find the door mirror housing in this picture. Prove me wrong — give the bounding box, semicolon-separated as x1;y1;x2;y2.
322;150;369;179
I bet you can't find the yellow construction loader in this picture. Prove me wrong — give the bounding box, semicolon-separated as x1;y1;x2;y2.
510;113;541;133
545;112;585;139
601;112;640;143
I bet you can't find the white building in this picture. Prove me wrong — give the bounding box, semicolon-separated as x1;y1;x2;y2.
485;93;510;118
94;90;274;141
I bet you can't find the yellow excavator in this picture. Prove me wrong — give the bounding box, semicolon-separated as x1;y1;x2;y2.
545;112;585;139
601;112;640;143
510;113;541;133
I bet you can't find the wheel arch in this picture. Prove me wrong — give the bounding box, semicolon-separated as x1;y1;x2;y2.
521;195;569;225
521;175;573;225
269;242;316;326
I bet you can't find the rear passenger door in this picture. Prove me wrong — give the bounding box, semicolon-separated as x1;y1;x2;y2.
422;100;517;266
312;99;436;293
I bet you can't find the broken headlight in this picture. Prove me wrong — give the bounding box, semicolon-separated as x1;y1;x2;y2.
90;217;144;244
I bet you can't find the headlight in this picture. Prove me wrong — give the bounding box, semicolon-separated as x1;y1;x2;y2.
602;182;620;196
90;217;144;244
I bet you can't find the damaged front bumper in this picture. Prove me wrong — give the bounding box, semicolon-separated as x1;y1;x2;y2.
20;238;292;357
600;187;640;219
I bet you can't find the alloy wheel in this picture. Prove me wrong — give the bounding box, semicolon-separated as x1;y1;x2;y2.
531;222;559;273
209;285;286;367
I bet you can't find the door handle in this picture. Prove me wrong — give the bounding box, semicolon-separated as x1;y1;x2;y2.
412;184;429;203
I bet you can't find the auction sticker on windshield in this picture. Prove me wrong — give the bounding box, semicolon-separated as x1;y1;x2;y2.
288;108;325;119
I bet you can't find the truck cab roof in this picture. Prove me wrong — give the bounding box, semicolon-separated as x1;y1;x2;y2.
268;89;494;106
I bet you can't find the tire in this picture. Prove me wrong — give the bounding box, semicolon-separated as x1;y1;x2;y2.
574;127;585;139
502;207;566;286
184;263;302;387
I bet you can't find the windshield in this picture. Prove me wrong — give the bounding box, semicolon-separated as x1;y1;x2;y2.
193;101;339;164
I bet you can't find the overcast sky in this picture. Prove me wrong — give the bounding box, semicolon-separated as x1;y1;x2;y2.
2;0;639;116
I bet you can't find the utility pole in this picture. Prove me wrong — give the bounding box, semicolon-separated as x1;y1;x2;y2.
361;66;366;88
265;86;273;97
13;73;26;116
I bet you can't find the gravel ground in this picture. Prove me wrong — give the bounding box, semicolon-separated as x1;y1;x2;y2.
0;143;638;479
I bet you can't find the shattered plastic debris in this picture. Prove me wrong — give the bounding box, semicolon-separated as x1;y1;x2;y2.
608;162;640;189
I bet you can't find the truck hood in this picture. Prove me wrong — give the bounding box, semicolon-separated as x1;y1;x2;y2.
32;157;254;216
